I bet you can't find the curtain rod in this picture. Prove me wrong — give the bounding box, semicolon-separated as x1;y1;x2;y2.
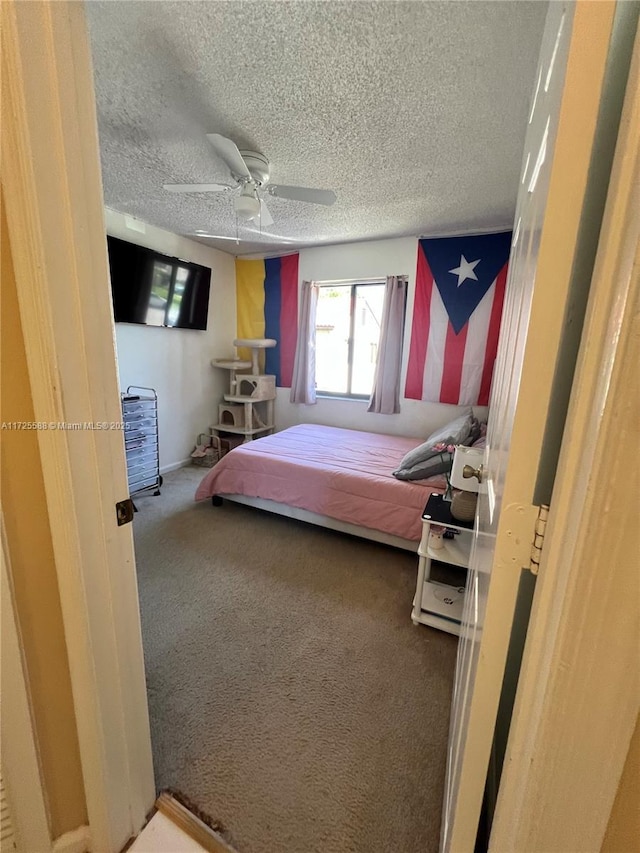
318;277;386;286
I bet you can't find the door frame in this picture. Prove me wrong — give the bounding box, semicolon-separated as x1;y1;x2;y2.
2;2;154;851
1;514;52;853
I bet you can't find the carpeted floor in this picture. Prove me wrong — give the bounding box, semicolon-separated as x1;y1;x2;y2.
132;466;458;853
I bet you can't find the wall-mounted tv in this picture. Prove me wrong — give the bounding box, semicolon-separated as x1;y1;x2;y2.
107;235;211;330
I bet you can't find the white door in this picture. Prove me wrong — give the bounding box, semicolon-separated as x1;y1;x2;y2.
2;3;155;850
441;2;619;849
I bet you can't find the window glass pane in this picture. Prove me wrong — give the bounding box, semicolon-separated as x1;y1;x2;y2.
351;284;385;395
146;260;171;325
315;286;351;394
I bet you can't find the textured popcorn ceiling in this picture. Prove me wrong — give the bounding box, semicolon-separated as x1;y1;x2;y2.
87;1;548;256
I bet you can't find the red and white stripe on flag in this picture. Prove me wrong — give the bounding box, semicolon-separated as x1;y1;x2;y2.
405;242;508;406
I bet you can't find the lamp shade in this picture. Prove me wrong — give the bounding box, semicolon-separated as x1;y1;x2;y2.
450;445;484;493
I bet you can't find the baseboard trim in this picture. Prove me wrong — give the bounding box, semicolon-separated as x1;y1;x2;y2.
155;793;236;853
52;825;91;853
160;458;192;475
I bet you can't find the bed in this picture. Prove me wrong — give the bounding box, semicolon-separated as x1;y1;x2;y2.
195;424;446;550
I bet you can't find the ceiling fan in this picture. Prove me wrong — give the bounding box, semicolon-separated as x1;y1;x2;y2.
164;133;336;231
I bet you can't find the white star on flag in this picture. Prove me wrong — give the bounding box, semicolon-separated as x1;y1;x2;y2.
449;255;480;286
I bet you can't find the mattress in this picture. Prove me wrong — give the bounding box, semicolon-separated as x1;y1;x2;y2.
195;423;445;541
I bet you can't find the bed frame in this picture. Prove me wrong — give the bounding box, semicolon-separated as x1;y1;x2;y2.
214;493;418;552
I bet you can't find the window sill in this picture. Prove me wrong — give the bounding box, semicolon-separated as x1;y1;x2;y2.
316;394;370;403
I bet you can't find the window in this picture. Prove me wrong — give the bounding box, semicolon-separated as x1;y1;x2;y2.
315;281;386;397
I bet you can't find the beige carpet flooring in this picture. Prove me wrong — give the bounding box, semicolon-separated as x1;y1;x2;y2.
132;466;458;853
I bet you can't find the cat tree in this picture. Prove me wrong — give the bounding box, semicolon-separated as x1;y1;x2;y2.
210;338;277;442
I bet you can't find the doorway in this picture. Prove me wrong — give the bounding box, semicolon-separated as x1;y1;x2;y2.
3;2;637;852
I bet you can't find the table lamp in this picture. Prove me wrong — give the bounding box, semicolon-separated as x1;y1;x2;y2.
449;445;484;522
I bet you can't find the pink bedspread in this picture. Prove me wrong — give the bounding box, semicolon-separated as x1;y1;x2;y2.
195;424;444;542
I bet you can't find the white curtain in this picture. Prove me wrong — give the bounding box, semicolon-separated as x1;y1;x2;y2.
367;275;408;414
290;280;319;405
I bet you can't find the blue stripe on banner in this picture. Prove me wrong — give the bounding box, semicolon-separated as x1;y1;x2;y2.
263;257;282;384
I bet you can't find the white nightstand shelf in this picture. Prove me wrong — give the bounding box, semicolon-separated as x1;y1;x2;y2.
425;533;472;568
412;493;474;636
417;581;466;634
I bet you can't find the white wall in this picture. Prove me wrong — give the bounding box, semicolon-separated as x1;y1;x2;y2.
277;236;478;438
105;209;236;471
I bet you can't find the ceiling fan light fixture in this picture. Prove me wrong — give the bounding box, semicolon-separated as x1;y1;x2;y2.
235;187;260;221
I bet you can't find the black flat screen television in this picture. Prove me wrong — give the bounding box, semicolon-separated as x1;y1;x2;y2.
107;235;211;330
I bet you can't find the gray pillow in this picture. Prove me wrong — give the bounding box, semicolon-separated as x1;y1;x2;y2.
424;409;476;448
393;453;452;481
394;409;474;473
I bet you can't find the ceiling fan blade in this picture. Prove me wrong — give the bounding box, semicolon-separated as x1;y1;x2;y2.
192;232;240;242
268;185;336;206
257;234;298;244
259;198;274;227
206;134;251;180
163;183;231;193
193;229;297;244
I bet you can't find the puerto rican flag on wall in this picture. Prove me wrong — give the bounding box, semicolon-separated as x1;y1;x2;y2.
405;232;512;406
